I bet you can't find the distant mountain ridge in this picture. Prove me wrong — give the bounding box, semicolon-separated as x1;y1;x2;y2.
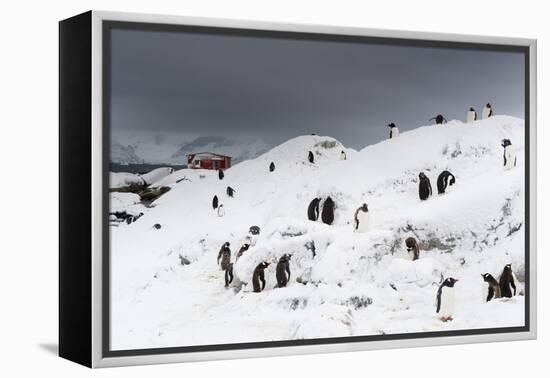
110;135;269;165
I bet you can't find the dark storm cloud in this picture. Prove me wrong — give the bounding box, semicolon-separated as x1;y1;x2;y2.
110;28;525;149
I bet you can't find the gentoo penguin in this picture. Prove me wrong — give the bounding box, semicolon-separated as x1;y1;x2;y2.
321;196;335;225
212;195;219;209
340;150;347;160
481;273;501;302
217;242;231;271
501;139;517;170
353;203;369;232
276;254;292;288
226;186;236;197
499;264;516;298
308;151;314;164
418;172;432;201
218;169;224;180
405;237;420;261
307;198;321;221
387;122;400;139
217;204;225;217
482;103;493;119
467;107;477;122
436;277;459;322
269;162;275;172
235;243;250;261
252;261;270;292
436;170;456;194
430;114;447;125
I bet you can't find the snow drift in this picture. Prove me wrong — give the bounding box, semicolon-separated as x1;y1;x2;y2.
109;115;526;350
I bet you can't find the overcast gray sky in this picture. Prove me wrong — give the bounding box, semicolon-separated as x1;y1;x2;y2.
110;28;525;149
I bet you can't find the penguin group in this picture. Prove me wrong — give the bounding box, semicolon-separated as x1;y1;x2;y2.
203;100;519;322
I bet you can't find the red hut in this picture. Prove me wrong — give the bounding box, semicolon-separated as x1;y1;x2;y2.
186;152;232;170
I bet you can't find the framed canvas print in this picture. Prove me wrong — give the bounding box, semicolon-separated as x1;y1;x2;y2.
59;10;537;368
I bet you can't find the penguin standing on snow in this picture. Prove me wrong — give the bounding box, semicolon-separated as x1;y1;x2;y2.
405;237;420;261
467;107;477;122
235;243;250;261
224;263;234;287
212;195;219;209
436;170;456;194
387;122;399;139
436;277;459;322
353;203;369;232
499;264;517;298
269;162;275;172
276;254;292;288
217;242;231;271
226;186;236;197
418;172;432;201
308;151;314;164
252;261;270;292
501;139;517;170
430;114;447;125
321;196;335;225
217;204;225;217
481;273;501;302
340;150;347;160
307;198;321;221
218;169;224;180
482;103;493;119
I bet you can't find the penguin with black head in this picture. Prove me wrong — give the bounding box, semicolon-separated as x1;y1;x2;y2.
482;103;493;119
217;204;225;217
235;243;250;261
226;186;236;197
307;198;321;221
217;242;231;271
276;254;292;288
418;172;432;201
501;139;517;170
353;203;369;232
437;170;456;194
212;195;219;209
218;169;224;180
308;151;314;164
429;114;447;125
436;277;459;322
340;150;347;160
481;273;501;301
499;264;516;298
269;162;275;172
387;122;399;139
321;196;335;225
252;261;270;292
467;107;477;122
405;237;420;261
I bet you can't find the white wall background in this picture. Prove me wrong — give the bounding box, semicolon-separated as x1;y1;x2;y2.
0;0;546;376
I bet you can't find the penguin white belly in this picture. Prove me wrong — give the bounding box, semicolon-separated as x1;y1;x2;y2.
217;206;225;217
340;152;346;160
504;147;516;170
439;286;455;317
355;211;370;233
393;127;400;137
467;111;475;123
482;107;491;119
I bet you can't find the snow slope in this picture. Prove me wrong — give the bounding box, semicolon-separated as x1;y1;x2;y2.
109;116;525;350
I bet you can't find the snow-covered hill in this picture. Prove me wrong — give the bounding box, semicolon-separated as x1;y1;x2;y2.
110;115;525;350
110;134;269;165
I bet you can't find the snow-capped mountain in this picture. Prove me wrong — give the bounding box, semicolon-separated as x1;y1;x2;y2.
110;115;525;350
110;141;144;165
110;134;269;165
